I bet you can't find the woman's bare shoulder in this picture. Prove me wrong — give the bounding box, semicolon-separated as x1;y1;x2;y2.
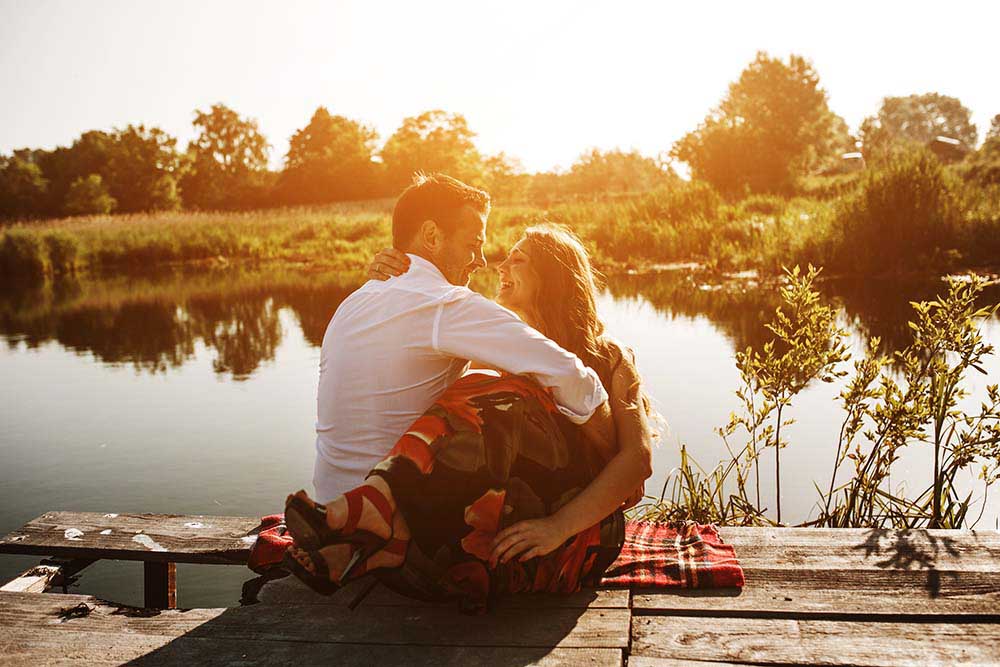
597;335;638;372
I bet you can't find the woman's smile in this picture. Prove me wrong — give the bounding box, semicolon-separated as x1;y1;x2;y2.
496;241;538;314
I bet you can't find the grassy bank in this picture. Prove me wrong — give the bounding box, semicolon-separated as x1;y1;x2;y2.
0;200;396;278
3;151;998;279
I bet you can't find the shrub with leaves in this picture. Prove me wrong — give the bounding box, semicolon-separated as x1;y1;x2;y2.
64;173;117;216
835;148;961;273
719;265;849;524
637;265;849;526
0;227;47;278
636;268;1000;529
43;231;80;274
820;275;1000;528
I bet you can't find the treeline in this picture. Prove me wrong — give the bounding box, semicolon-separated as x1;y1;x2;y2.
1;51;998;221
0;106;677;220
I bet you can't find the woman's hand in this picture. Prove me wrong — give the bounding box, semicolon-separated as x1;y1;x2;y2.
489;516;571;567
622;482;644;510
368;248;410;281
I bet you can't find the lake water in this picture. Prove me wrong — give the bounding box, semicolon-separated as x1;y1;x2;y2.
2;266;998;608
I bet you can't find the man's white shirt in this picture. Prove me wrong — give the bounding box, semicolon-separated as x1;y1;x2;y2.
313;253;608;502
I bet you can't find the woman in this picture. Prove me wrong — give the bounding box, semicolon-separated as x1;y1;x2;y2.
283;224;656;611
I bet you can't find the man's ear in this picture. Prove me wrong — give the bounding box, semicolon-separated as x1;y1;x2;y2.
417;219;441;253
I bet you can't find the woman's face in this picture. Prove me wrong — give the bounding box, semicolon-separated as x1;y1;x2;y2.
497;239;541;315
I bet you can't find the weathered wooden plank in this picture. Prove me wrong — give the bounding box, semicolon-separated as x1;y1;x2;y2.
631;615;1000;666
717;526;1000;542
0;559;94;594
0;628;622;666
628;660;754;667
0;591;630;649
257;574;630;609
717;527;1000;571
368;586;631;610
5;514;994;572
633;567;1000;618
0;565;63;594
629;526;1000;619
0;512;258;564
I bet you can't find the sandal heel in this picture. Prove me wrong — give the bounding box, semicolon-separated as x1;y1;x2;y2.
337;532;386;583
284;495;332;551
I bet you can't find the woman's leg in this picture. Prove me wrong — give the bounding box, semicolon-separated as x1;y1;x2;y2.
285;373;592;604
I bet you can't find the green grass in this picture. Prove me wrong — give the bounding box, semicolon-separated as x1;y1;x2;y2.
0;200;395;277
3;164;999;280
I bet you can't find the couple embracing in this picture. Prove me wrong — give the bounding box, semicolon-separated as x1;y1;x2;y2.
282;173;657;611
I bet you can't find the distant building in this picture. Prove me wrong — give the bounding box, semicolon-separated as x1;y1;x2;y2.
927;136;970;163
840;152;865;172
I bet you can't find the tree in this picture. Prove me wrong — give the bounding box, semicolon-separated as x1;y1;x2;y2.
813;112;858;174
963;115;1000;185
986;114;1000;142
277;107;379;205
526;171;570;206
381;110;483;191
671;52;841;195
180;104;271;210
567;148;677;195
103;124;182;212
64;174;116;215
481;152;529;204
38;126;183;214
859;93;978;159
0;151;49;219
35;131;114;215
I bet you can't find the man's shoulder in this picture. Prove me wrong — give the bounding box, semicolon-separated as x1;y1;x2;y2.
329;274;480;326
333;279;383;310
438;285;517;316
387;272;491;309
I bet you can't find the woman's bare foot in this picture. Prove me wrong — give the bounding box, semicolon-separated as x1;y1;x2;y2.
362;508;410;571
287;543;352;579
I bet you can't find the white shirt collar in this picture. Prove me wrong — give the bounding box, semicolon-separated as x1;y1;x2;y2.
404;253;450;285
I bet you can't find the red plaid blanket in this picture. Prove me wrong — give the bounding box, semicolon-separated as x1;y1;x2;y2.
600;520;745;588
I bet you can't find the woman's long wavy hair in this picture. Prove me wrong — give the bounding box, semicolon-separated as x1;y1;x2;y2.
519;224;610;375
518;223;667;443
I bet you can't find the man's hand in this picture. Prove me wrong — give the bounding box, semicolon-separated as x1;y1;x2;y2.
489;516;571;567
368;248;410;281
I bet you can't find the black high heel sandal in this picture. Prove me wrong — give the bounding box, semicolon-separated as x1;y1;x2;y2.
284;486;394;551
282;528;386;596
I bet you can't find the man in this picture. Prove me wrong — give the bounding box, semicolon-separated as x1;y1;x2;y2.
313;173;608;503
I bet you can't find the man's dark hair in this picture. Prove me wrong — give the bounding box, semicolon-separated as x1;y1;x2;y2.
391;172;490;248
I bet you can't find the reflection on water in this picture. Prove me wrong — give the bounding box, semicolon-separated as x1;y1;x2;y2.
7;269;996;379
608;271;1000;357
1;267;998;607
1;268;360;379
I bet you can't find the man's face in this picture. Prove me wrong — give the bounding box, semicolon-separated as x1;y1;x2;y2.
433;205;488;286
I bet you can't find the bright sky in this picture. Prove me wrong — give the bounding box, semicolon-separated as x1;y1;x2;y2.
1;0;998;173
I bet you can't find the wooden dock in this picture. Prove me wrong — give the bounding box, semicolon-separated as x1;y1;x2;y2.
1;511;999;665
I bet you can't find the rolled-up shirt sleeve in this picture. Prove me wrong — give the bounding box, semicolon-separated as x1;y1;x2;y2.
432;290;608;423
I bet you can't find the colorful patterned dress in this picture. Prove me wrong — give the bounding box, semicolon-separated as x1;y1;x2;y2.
367;372;625;613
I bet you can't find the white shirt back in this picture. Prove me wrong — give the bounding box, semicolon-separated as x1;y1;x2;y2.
314;254;608;501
